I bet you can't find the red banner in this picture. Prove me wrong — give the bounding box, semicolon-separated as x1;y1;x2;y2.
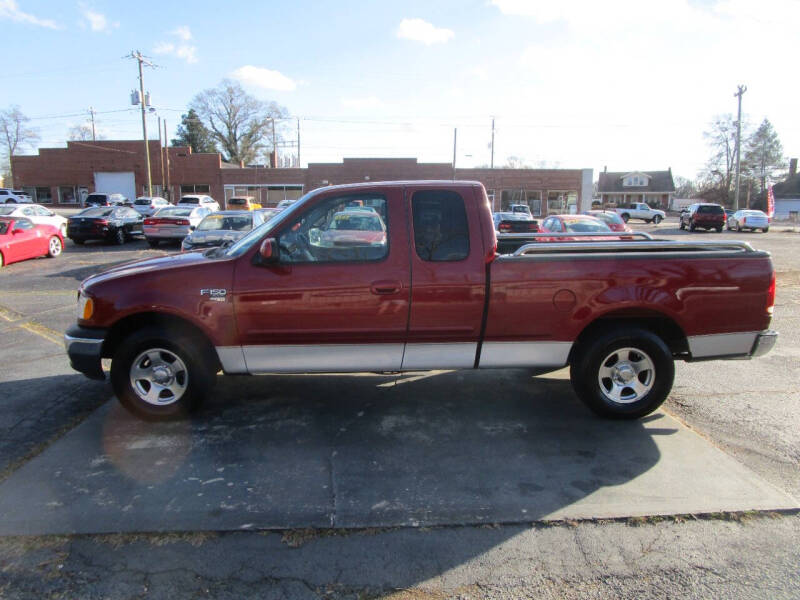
767;185;775;218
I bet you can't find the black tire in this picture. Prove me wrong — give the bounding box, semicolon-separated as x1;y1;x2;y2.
147;238;159;248
111;326;214;420
716;227;723;233
737;224;742;232
689;222;696;231
620;213;630;223
113;227;126;245
763;227;769;233
652;215;662;225
570;327;675;419
679;220;685;230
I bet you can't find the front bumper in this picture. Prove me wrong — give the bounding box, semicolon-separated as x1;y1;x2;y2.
64;324;107;380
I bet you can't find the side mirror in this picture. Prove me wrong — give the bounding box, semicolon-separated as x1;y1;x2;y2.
189;225;196;231
258;238;279;264
12;228;23;235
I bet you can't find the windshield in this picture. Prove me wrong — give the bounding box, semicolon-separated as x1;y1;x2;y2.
196;214;252;231
698;205;724;214
85;194;106;202
156;207;194;218
329;213;383;231
0;206;16;216
228;198;248;206
180;197;200;204
565;219;612;233
78;207;114;217
134;198;152;205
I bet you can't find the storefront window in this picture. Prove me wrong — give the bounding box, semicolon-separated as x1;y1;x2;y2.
58;186;77;204
34;187;52;203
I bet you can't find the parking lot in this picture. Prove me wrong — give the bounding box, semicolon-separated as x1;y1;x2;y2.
1;217;799;598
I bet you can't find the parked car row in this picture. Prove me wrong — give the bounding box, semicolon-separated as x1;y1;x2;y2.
679;203;770;233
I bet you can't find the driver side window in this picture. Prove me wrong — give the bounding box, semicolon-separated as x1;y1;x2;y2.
277;194;388;264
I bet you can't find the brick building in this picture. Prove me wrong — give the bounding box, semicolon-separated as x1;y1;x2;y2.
12;140;593;215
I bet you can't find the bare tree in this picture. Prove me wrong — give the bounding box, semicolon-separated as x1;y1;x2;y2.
0;105;40;187
191;80;288;164
673;176;697;198
698;114;751;206
504;155;530;169
68;123;97;141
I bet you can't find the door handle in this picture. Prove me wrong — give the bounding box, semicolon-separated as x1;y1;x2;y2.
370;280;402;295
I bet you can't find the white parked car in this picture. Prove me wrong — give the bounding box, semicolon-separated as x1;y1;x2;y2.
178;195;220;212
0;203;68;235
275;199;296;210
143;205;213;247
0;188;33;204
132;196;171;216
726;209;770;233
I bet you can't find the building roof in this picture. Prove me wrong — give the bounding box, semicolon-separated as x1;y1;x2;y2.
598;170;675;193
773;174;800;197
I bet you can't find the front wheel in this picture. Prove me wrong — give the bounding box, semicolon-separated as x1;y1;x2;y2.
110;326;214;420
47;236;62;257
689;223;696;231
113;228;126;245
570;327;675;419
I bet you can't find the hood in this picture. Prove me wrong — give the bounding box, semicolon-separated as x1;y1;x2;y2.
82;251;217;290
184;229;247;247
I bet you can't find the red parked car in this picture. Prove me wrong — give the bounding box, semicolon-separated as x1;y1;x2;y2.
0;216;63;268
540;214;624;241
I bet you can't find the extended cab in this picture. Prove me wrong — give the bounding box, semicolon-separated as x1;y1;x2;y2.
614;202;666;224
64;181;777;421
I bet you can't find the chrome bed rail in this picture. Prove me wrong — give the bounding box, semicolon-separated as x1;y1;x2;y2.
509;235;756;257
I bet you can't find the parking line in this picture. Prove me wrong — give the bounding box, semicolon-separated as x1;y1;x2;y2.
18;321;63;346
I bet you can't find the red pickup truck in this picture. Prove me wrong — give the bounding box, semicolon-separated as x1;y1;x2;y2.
64;181;777;421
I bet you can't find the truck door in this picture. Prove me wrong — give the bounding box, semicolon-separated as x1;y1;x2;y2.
402;185;487;369
232;187;411;372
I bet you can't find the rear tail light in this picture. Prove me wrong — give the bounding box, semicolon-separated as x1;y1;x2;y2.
499;223;511;232
96;219;109;226
177;219;190;226
144;218;154;225
742;217;747;225
766;271;776;315
527;222;539;232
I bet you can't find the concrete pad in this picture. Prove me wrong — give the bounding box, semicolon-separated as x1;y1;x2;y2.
0;370;795;535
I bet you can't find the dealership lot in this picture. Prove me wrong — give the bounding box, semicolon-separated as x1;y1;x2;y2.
0;220;798;597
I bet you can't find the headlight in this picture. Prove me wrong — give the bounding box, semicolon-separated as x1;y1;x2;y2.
77;291;94;321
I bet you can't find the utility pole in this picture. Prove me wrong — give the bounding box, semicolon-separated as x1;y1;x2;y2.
163;120;171;201
733;84;747;210
88;107;97;142
452;128;457;179
127;50;156;197
297;117;301;168
490;117;495;169
158;116;166;197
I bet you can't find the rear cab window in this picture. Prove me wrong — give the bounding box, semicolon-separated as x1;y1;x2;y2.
411;190;469;262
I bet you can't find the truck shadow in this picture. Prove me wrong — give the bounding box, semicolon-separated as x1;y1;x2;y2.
0;369;679;589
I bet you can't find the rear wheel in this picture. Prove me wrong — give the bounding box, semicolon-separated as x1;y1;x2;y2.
570;327;674;419
679;220;685;230
147;238;159;248
716;227;723;233
71;238;85;245
114;228;126;245
0;251;4;267
110;326;214;420
652;215;662;225
47;236;62;257
689;222;696;231
763;227;769;233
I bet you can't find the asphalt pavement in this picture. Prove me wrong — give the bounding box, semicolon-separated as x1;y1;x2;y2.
0;219;798;598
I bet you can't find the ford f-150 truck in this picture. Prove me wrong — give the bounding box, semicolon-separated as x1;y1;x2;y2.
64;181;777;421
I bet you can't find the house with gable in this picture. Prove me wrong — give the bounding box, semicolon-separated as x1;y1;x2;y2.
597;168;676;210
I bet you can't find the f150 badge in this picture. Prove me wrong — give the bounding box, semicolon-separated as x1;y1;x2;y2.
200;288;227;302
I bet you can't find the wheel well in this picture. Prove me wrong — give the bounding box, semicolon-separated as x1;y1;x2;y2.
102;312;221;371
568;311;688;364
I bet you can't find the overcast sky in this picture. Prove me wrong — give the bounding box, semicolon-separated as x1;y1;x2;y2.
3;0;798;181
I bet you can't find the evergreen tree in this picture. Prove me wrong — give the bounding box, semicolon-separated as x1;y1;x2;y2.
743;118;785;201
171;108;217;154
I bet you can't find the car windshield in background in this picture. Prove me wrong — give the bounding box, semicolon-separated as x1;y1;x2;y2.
591;212;625;225
698;205;724;214
180;197;200;204
329;213;383;231
157;207;194;217
197;214;252;231
565;220;611;232
743;210;767;217
228;198;247;206
78;208;114;217
0;206;16;215
134;198;152;205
